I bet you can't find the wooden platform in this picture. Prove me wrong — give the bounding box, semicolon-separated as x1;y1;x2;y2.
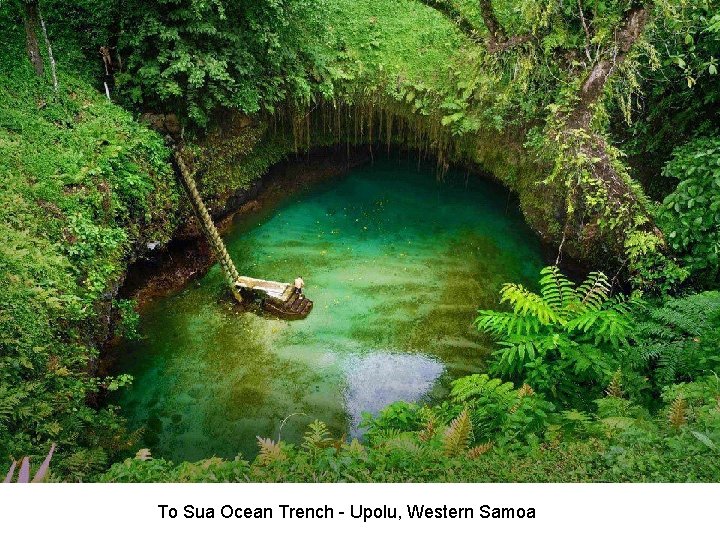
264;289;313;320
173;149;310;320
234;276;313;319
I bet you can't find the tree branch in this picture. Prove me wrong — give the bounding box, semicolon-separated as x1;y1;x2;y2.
23;0;44;77
415;0;481;41
577;0;593;62
580;6;649;106
418;0;533;52
554;5;663;265
479;0;505;47
487;33;533;53
38;6;58;92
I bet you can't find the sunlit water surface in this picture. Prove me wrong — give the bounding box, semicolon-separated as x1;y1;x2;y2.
113;159;544;461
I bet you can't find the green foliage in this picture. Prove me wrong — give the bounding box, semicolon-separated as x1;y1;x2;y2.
3;0;720;485
3;443;55;483
619;292;720;395
0;34;177;479
475;269;720;411
442;408;472;456
302;420;334;453
476;266;637;401
255;437;286;466
359;401;424;445
99;369;720;482
659;136;720;284
113;299;141;340
117;0;330;126
619;1;720;172
449;374;553;446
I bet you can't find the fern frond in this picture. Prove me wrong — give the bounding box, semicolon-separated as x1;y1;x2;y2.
450;374;515;404
575;271;610;311
565;310;601;333
467;442;494;459
518;383;535;398
566;307;632;347
509;383;536;413
500;283;560;325
256;437;286;465
135;448;152;461
371;428;403;442
383;434;422;454
594;310;633;347
540;266;578;312
302;420;333;451
342;438;366;456
418;416;438;442
442;408;472;456
606;369;623;398
668;397;688;430
560;409;592;434
494;333;558;373
561;409;592;423
475;312;539;337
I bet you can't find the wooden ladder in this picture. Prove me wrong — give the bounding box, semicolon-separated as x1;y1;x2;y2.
173;148;243;302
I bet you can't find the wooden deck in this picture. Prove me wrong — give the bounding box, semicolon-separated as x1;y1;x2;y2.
235;276;313;319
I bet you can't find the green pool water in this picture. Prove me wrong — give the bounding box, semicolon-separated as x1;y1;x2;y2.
112;158;545;462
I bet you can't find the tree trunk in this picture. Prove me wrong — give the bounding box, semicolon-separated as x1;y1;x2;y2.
38;6;58;91
23;1;44;77
556;6;663;265
391;1;662;270
419;0;531;51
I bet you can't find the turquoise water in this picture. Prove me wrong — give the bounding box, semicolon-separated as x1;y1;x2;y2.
113;159;544;462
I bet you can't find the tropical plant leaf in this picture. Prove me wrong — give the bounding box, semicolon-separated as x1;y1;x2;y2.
442;408;472;456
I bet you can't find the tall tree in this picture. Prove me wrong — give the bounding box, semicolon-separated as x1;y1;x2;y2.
37;2;58;91
571;5;650;128
418;1;665;282
22;0;44;76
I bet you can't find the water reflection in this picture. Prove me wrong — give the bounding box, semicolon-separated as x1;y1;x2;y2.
343;351;444;435
112;158;544;461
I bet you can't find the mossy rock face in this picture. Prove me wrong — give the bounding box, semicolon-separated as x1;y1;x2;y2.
189;100;621;275
139;113;182;138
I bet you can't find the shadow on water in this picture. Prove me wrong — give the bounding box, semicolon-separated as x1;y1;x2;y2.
111;157;545;462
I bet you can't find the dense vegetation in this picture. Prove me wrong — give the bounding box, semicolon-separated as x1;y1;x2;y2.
100;270;720;482
2;0;719;481
0;19;183;477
